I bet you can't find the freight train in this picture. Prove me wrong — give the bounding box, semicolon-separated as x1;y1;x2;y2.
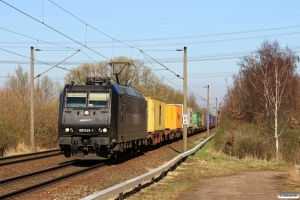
58;77;216;160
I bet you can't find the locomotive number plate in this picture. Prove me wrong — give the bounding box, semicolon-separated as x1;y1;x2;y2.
79;128;94;133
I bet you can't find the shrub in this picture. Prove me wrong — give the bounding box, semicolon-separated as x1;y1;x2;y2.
212;120;300;162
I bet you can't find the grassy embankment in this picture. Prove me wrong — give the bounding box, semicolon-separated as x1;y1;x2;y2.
126;137;300;200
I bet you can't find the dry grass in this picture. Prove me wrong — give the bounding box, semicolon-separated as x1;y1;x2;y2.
4;142;49;156
283;167;300;193
126;139;290;200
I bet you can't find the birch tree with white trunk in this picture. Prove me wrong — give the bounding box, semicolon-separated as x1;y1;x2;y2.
236;40;299;158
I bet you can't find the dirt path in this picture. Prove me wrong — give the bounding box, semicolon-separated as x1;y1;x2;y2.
177;171;286;200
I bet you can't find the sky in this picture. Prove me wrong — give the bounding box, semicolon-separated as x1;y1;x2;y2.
1;0;300;112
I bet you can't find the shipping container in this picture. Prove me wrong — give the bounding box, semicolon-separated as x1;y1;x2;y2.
209;115;213;125
188;107;193;127
192;111;197;127
192;111;202;127
146;97;166;132
205;114;209;126
197;112;203;126
165;104;182;130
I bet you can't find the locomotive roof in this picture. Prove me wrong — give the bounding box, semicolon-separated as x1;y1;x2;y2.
118;85;145;99
64;84;145;99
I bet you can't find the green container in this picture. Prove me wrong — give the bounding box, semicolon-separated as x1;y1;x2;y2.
197;112;203;126
192;112;202;127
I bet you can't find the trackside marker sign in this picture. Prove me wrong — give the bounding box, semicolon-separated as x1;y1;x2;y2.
183;114;188;125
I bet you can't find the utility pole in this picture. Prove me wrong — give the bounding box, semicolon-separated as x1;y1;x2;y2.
215;98;218;127
30;47;36;152
207;85;209;137
183;47;187;152
219;103;222;124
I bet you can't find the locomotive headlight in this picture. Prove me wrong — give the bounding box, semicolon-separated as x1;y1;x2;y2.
65;128;70;133
69;127;74;133
84;110;89;115
98;128;102;132
103;128;107;133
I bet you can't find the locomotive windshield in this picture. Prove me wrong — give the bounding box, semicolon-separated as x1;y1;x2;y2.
66;92;87;107
88;92;109;107
65;91;110;108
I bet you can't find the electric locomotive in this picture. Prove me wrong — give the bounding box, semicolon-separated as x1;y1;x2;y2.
58;76;148;160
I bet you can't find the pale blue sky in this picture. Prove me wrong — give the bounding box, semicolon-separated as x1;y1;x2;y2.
1;1;300;110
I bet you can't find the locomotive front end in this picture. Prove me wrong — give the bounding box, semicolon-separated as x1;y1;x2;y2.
59;83;112;160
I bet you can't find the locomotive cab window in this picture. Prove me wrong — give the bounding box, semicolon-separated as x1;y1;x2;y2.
66;92;87;107
88;92;110;108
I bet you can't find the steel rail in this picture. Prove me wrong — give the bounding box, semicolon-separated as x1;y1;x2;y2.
0;151;61;166
0;161;74;184
0;162;105;199
0;149;143;199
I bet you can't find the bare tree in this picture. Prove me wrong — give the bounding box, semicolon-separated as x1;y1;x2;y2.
233;40;299;158
6;65;30;101
35;76;61;103
2;66;61;150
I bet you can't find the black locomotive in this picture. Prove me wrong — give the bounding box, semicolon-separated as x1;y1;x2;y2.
58;76;148;160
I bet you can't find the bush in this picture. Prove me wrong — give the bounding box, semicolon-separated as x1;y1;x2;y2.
231;124;275;160
0;87;60;153
212;120;300;161
280;127;300;164
0;119;19;154
34;102;59;149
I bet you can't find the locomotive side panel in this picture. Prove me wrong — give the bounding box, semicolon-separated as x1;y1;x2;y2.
120;94;147;141
108;85;121;144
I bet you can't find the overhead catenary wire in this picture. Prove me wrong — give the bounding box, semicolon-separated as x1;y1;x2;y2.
0;76;64;80
0;47;73;72
0;25;106;62
48;0;137;51
0;26;78;50
142;54;181;88
141;50;183;79
3;23;300;45
0;0;110;61
113;31;300;48
142;50;208;105
79;24;300;42
4;26;299;49
35;49;80;79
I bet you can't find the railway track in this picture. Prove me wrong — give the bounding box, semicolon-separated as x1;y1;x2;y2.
0;150;145;199
0;130;210;199
0;149;60;166
0;160;105;199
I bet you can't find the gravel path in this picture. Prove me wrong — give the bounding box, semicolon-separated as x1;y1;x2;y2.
178;171;286;200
